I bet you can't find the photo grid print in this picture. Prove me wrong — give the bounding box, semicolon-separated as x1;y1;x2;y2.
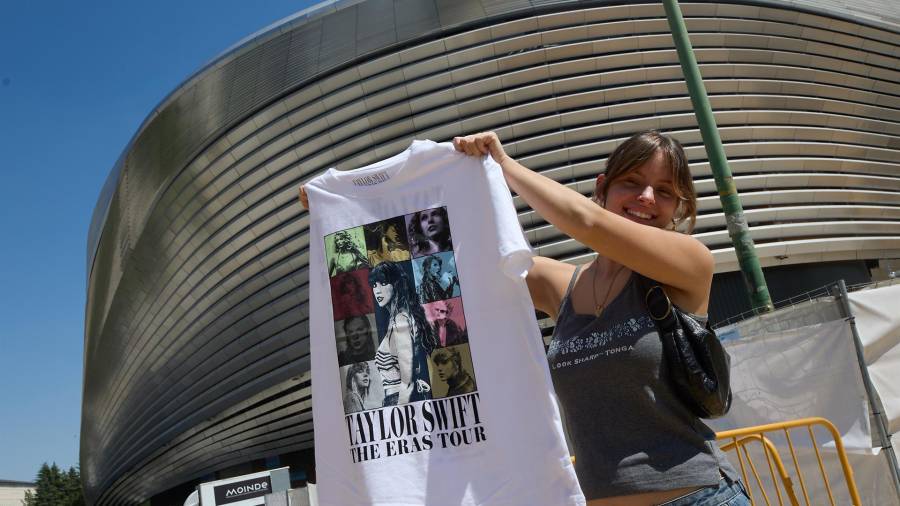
325;206;477;415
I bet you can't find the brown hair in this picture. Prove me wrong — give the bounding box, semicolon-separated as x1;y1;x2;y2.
595;130;697;233
432;347;462;368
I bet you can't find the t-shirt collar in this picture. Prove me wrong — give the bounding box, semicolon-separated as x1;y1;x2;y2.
315;139;436;197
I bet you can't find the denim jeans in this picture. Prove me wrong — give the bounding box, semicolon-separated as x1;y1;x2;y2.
658;477;751;506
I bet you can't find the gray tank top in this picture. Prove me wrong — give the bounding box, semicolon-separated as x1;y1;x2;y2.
547;265;735;499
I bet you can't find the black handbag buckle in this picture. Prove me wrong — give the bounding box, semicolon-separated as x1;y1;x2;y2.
645;285;672;321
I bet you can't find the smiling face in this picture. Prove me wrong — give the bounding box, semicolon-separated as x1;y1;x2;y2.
419;209;445;240
601;150;679;230
597;130;697;232
372;281;394;307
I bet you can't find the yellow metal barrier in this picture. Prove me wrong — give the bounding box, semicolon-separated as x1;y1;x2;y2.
716;417;862;506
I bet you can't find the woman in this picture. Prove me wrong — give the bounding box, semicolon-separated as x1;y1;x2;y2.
428;299;466;348
431;347;476;398
337;315;377;366
417;254;459;303
407;207;452;256
365;220;411;266
343;362;374;413
369;261;437;406
453;130;748;506
328;230;369;276
333;273;371;321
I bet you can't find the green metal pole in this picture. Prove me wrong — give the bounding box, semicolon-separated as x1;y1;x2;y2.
662;0;774;313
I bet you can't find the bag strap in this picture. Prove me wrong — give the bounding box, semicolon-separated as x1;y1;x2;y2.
634;273;679;334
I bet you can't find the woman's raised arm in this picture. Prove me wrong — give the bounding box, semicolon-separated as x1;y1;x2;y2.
453;132;713;310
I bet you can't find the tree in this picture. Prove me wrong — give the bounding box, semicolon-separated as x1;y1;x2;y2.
23;462;84;506
64;467;83;505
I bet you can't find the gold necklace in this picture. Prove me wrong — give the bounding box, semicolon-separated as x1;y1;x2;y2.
591;258;628;317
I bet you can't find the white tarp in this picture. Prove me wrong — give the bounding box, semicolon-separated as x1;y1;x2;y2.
706;319;899;504
848;283;900;435
708;320;872;453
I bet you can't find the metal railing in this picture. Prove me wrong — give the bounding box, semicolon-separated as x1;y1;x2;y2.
713;277;900;330
717;417;862;506
713;285;834;330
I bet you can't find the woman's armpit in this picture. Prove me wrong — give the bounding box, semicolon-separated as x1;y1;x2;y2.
526;257;573;319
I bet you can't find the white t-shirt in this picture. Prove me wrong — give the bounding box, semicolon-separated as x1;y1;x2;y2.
306;140;584;506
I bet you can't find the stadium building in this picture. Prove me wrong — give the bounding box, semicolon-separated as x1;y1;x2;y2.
81;0;900;503
0;480;36;506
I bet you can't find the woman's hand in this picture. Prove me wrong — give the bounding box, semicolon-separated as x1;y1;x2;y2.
453;132;509;165
298;185;309;210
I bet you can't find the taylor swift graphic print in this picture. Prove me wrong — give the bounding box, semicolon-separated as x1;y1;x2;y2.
325;206;478;414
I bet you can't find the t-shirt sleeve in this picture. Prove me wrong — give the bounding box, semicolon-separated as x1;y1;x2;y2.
483;156;535;279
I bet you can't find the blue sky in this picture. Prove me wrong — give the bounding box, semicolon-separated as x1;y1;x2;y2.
0;0;317;482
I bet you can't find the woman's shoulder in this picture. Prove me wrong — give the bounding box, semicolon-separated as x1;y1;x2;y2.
393;312;413;326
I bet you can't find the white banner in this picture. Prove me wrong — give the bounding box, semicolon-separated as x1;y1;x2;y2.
708;320;872;453
848;283;900;435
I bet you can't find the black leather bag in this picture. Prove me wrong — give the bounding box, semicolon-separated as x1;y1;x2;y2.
639;275;732;419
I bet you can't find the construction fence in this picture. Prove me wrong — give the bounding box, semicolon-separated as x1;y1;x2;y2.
711;279;900;505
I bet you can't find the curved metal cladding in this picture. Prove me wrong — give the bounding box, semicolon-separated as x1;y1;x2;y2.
82;0;900;503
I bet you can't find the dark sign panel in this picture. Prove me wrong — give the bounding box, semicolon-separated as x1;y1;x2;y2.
212;475;272;505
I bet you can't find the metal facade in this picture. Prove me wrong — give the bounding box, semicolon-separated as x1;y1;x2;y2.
82;1;900;503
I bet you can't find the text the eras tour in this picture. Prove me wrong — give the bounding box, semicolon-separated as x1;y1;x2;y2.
346;393;485;463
